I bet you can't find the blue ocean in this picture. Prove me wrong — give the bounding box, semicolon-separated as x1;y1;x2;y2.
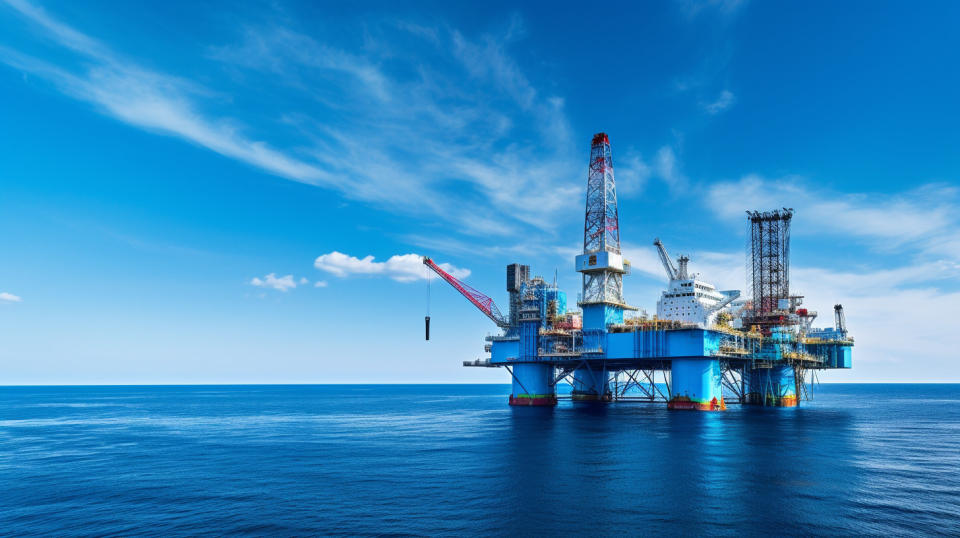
2;384;959;535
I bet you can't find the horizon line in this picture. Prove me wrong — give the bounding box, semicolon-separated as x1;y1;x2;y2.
1;381;958;387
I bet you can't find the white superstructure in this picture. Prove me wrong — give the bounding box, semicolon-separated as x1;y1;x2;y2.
652;238;740;327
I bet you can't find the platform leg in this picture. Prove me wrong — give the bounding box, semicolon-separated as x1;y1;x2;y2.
571;365;611;402
744;365;797;407
508;363;557;406
668;358;725;411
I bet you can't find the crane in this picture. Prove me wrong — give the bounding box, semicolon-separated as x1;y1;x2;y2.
653;238;679;281
423;257;509;329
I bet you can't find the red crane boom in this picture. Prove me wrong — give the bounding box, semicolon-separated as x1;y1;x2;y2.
423;257;509;328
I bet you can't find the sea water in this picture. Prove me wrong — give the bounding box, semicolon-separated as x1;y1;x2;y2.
1;384;959;535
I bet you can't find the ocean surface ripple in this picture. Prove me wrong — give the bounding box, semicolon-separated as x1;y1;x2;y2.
2;384;959;535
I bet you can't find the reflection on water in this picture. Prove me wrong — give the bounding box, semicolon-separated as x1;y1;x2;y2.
498;402;866;534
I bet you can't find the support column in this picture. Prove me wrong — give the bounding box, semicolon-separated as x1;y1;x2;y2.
668;358;725;411
745;368;763;405
508;363;557;406
572;302;619;403
744;364;797;407
571;365;611;402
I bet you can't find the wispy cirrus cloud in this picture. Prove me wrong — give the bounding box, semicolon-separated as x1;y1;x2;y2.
610;145;687;199
206;26;390;101
314;252;468;283
655;146;687;191
0;1;333;185
0;0;581;239
677;0;748;18
702;89;735;114
221;21;582;235
614;153;653;197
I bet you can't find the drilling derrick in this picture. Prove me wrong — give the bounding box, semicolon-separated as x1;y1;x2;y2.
745;208;794;331
572;133;633;400
579;133;625;310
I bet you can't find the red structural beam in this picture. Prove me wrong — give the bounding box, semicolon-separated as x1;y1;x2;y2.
423;257;508;328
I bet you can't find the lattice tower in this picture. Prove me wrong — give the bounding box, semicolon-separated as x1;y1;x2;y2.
581;133;624;305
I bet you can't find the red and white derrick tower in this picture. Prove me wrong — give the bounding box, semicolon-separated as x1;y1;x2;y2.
578;133;627;309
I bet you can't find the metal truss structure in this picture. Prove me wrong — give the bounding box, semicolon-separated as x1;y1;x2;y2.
746;208;794;329
580;133;625;306
423;257;509;328
544;360;820;406
582;270;624;306
583;133;621;256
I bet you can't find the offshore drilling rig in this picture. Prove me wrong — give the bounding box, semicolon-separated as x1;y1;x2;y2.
424;133;852;410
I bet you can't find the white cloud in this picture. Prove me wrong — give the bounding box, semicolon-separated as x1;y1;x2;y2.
621;242;671;281
655;146;687;190
3;0;107;56
314;280;328;288
702;89;735;114
0;292;22;303
299;277;309;285
792;266;960;381
250;273;298;292
605;146;691;198
707;175;960;262
207;26;390;101
314;252;469;283
615;154;653;197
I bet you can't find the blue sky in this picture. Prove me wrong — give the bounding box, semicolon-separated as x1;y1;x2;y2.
1;0;958;383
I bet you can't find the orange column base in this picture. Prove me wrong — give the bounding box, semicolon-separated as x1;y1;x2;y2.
744;393;798;407
508;395;557;406
779;395;798;407
668;396;726;411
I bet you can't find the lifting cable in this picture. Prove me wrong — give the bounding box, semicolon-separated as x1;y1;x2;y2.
425;262;431;340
